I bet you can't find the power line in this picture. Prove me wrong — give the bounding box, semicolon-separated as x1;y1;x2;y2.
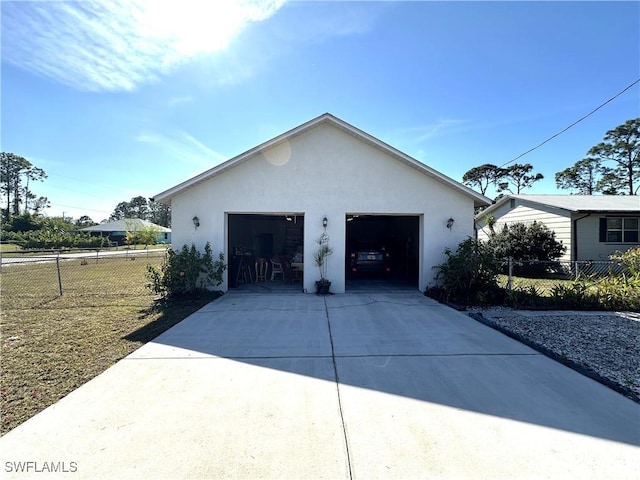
500;78;640;168
47;202;112;215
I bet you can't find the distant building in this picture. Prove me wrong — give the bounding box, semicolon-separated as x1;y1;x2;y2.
80;218;171;245
475;195;640;261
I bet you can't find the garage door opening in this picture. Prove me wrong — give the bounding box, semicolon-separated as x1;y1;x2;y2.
228;214;304;291
345;215;419;291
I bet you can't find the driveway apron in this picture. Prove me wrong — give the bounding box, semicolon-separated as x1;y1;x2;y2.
1;293;638;479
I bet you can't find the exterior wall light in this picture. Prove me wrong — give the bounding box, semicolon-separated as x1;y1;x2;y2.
446;217;454;230
193;216;200;229
322;216;328;228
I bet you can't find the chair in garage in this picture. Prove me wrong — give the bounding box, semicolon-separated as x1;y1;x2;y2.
236;256;253;285
255;258;269;282
270;257;284;281
280;255;302;283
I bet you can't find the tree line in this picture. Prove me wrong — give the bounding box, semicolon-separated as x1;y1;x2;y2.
0;152;170;229
463;117;639;198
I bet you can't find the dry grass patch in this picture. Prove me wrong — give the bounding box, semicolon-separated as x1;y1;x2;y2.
1;255;221;435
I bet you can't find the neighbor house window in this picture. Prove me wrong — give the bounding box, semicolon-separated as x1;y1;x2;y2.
600;217;639;243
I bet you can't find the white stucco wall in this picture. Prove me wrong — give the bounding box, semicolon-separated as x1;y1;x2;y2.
169;122;476;293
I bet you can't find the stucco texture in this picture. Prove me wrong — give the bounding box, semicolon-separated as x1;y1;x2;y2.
169;122;477;293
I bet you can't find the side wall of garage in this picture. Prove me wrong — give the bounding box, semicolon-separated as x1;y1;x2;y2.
169;122;476;293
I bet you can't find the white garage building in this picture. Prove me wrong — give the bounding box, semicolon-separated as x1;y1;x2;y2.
153;114;490;293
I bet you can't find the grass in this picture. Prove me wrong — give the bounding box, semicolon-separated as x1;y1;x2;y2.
0;254;221;435
0;243;21;253
497;274;574;296
2;253;167;303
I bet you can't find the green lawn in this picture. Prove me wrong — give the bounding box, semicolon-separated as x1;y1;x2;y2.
0;243;21;253
0;255;220;435
497;274;575;296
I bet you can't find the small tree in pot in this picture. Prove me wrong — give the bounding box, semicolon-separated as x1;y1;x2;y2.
314;232;333;294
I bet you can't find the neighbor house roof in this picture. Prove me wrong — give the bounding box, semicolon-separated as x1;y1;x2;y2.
80;218;171;233
477;194;640;219
152;113;491;208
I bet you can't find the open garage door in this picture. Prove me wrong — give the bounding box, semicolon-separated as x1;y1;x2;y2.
345;214;419;291
228;214;304;290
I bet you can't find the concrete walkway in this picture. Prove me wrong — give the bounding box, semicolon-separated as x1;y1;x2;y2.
1;293;638;479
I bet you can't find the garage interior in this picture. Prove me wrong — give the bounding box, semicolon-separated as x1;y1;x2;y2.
345;214;419;290
228;214;304;289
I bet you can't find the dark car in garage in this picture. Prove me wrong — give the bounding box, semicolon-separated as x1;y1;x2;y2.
349;245;391;275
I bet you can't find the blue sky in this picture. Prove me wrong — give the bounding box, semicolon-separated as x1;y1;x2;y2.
2;1;639;221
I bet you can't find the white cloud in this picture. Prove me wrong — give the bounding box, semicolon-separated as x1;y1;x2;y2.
167;96;195;107
396;119;470;144
136;130;227;169
274;1;386;44
1;0;286;92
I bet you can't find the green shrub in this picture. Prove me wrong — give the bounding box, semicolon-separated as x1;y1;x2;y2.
3;230;108;249
590;273;640;311
146;242;226;297
548;279;601;310
505;285;548;309
488;221;565;276
611;246;640;275
431;238;503;305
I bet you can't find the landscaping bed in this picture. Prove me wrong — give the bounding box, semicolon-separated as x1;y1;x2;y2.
468;307;640;403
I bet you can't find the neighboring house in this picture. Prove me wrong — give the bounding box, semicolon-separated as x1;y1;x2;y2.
475;195;640;261
153;113;490;294
80;218;171;245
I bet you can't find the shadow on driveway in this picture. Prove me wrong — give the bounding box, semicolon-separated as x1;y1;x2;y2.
131;292;640;447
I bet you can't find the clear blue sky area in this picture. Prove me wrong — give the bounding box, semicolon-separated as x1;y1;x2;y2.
2;1;639;221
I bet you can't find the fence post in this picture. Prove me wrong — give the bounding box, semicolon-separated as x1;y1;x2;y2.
574;261;579;279
56;255;63;296
507;256;513;292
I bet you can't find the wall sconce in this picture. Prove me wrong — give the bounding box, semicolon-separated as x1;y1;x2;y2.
446;218;454;230
322;216;328;228
192;216;200;229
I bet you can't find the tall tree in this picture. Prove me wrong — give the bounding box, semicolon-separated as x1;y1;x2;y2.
31;196;50;213
75;215;96;228
149;200;171;227
462;164;503;195
496;163;544;194
109;196;170;227
0;153;47;219
128;195;150;219
555;157;602;194
586;118;640;195
110;201;133;221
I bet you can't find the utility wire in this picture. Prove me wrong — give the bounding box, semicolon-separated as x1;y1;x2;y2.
500;78;640;168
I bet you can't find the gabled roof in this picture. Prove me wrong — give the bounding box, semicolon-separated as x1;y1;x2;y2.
80;218;171;233
477;194;640;219
153;113;491;207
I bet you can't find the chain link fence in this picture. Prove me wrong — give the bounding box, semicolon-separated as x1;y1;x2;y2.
1;249;167;309
497;258;630;294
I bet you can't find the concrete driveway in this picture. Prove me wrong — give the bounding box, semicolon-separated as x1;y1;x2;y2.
1;293;638;479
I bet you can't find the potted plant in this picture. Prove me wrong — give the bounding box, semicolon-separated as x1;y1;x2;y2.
313;233;333;295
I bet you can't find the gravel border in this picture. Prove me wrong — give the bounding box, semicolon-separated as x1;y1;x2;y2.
467;308;640;403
